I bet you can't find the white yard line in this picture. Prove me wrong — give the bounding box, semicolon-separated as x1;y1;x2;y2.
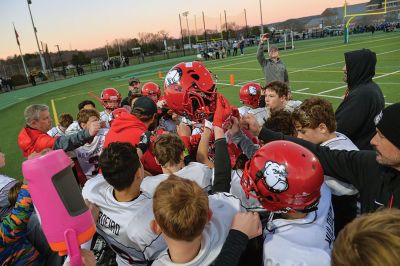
290;61;343;74
317;69;400;95
236;77;264;85
292;91;394;105
291;80;343;84
213;35;400;70
235;42;400;86
295;88;311;92
216;82;394;106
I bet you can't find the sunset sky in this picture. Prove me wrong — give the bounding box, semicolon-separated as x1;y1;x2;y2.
0;0;366;59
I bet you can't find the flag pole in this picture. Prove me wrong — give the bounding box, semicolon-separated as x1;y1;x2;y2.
27;0;47;73
13;23;29;83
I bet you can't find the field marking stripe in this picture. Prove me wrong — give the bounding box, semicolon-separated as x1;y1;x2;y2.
50;99;59;125
236;77;264;85
216;82;393;106
236;43;400;86
213;34;400;70
203;33;373;67
290;61;343;74
295;88;310;92
235;60;344;85
292;91;393;105
53;71;161;101
291;80;343;84
318;69;400;95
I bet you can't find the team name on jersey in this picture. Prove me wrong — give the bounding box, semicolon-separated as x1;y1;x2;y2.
76;145;103;158
324;205;334;248
98;211;120;236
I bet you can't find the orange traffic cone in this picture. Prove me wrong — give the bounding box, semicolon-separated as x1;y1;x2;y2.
230;74;234;85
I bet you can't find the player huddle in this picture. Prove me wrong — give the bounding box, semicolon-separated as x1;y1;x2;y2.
2;57;400;266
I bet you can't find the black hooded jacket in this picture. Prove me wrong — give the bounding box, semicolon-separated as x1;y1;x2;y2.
335;49;384;150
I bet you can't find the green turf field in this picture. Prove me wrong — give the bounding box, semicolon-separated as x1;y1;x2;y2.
1;31;399;179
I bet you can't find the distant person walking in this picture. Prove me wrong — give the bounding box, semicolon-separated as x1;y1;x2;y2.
256;34;289;85
239;38;245;55
233;41;238;56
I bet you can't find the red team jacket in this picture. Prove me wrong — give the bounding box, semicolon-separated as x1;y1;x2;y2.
18;127;57;157
104;112;163;175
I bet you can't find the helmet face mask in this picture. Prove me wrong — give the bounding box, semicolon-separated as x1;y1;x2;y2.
101;88;122;110
164;62;217;122
240;83;262;109
241;141;323;213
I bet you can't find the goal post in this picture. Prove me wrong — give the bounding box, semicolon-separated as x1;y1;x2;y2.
343;0;387;43
259;30;295;52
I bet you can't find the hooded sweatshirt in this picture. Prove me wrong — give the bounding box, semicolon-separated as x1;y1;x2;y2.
104;112;162;175
335;49;384;150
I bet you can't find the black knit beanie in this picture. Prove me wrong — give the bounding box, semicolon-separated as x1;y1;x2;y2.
376;103;400;149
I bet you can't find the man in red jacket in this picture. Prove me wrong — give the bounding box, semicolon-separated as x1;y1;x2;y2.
104;96;162;175
18;104;100;157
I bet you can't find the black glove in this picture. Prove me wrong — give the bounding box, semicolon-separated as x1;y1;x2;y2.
137;131;152;154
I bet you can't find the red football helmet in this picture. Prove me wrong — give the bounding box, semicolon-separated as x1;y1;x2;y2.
101;88;121;110
163;83;216;122
163;62;218;122
240;83;262;109
164;61;216;94
141;82;161;103
241;141;323;213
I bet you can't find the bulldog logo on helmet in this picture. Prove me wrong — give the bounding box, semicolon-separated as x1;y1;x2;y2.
263;161;288;193
248;86;257;96
165;68;182;87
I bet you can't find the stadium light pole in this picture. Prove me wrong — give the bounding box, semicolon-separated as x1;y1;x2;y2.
116;39;122;59
55;44;66;78
182;11;192;51
259;0;264;34
27;0;46;73
244;9;249;38
106;40;110;60
178;14;186;56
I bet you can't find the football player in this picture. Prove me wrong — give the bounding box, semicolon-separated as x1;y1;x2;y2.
100;88;122;128
238;83;262;116
141;82;161;103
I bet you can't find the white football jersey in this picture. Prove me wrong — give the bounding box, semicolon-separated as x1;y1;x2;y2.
248;107;269;126
82;175;166;265
249;105;294;127
238;106;252;117
100;110;113;128
321;132;359;196
230;169;263;210
75;128;108;179
263;184;334;266
159;118;177;133
47;126;65;137
152;193;244;266
286;100;302;109
140;162;212;196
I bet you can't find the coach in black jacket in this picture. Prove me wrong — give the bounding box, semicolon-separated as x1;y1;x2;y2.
335;49;384;150
243;102;400;214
